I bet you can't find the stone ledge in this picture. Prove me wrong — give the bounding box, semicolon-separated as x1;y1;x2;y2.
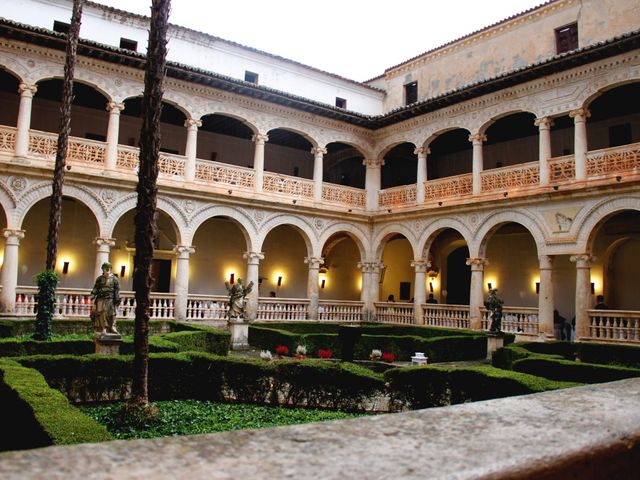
1;379;639;479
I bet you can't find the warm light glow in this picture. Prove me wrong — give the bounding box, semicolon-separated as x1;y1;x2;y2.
357;276;362;291
59;256;74;275
429;278;439;291
319;273;327;289
485;277;497;291
532;277;540;292
224;267;239;284
590;276;602;295
273;271;285;287
120;265;126;278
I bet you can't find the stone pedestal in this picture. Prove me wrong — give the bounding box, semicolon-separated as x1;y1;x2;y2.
486;332;505;360
94;333;123;355
229;319;249;350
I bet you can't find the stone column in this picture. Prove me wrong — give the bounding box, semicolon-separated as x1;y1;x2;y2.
104;102;124;170
14;83;37;158
243;251;264;321
466;257;489;330
571;254;594;339
469;133;486;195
173;245;195;321
415;147;429;204
93;237;116;279
305;256;324;320
411;260;429;325
535;117;553;186
364;159;383;211
570;108;590;181
184;118;202;182
0;229;25;313
312;147;326;202
252;134;269;193
538;255;555;339
358;261;383;321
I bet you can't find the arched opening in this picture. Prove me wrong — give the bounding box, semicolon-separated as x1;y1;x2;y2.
0;68;20;128
19;197;98;288
380;233;413;302
32;79;109;139
261;225;309;298
427;129;472;180
426;228;469;305
483;222;539;308
111;209;178;292
264;129;313;178
484;112;538;169
198;113;254;167
446;246;471;305
324;142;365;188
120;97;187;154
320;232;362;300
586;82;640;150
589;210;640;310
381;143;416;188
190;217;249;295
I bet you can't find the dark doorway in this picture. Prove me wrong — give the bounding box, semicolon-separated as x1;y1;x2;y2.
151;259;171;292
446;246;470;305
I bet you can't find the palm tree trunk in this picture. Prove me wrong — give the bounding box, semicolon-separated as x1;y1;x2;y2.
130;0;171;406
34;0;83;341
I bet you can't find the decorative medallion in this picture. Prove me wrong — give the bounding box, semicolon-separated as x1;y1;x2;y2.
27;60;35;68
100;189;116;205
183;199;195;214
253;209;265;224
114;78;123;87
314;218;325;231
469;214;479;226
9;177;27;192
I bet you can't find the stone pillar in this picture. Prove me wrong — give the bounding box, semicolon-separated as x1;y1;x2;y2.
415;147;429;204
14;83;37;158
312;147;326;202
571;254;594;339
93;237;115;279
243;251;264;321
184;118;202;182
411;260;429;325
104;102;124;170
305;256;324;320
535;117;553;186
252;134;269;193
0;229;25;313
538;255;555;339
173;245;195;322
466;257;489;330
358;261;383;321
364;159;383;211
570;108;590;181
469;133;486;195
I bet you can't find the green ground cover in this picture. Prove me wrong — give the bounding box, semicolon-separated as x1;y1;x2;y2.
82;400;360;439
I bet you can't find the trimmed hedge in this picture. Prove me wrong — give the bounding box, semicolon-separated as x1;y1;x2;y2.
513;358;640;384
385;364;578;410
0;319;175;337
0;358;112;451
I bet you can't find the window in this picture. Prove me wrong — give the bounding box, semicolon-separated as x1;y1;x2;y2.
404;81;418;105
53;21;70;34
119;38;138;52
555;23;578;54
244;71;259;84
335;97;347;109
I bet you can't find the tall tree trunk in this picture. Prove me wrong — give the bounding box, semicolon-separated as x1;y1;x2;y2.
34;0;83;341
130;0;171;406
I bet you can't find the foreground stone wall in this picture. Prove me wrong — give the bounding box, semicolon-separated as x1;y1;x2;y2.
1;378;639;479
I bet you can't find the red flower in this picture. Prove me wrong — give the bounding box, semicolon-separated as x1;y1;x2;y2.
381;352;395;363
317;348;333;359
275;345;289;356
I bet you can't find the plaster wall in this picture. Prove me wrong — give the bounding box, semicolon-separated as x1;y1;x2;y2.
259;226;308;298
381;237;414;302
320;238;361;301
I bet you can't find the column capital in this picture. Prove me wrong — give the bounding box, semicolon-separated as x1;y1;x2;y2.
414;146;430;157
173;245;195;257
18;83;37;96
252;133;269;144
358;261;384;274
466;257;489;269
534;117;554;129
243;251;265;264
468;133;487;144
106;101;125;113
569;108;591;122
304;256;324;268
410;259;430;272
93;237;116;248
363;158;384;168
570;254;595;267
539;255;554;270
3;229;25;241
311;147;327;156
184;118;202;129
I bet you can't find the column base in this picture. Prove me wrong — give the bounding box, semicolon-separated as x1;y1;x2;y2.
94;332;123;355
228;319;249;350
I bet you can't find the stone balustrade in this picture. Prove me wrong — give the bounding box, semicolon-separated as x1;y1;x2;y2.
374;302;415;324
480;161;540;192
378;184;417;207
422;303;471;329
586;309;640;343
256;298;310;321
262;172;314;199
424;173;473;202
317;300;364;322
481;306;540;335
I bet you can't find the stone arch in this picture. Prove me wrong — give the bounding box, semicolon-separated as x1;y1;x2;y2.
372;224;419;260
256;214;316;257
373;139;417;161
197;109;259;136
34;74;113;104
477;108;538;136
424;126;471;149
417;218;474;258
574;196;640;253
188;205;256;250
318;223;369;262
265;125;319;149
474;210;546;258
0;53;29;83
580;75;640;110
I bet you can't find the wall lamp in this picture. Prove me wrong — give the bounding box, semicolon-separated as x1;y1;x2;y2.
229;273;235;285
591;282;595;294
62;261;69;275
487;282;492;291
120;265;126;278
429;282;434;293
277;276;283;287
321;279;326;289
536;282;540;294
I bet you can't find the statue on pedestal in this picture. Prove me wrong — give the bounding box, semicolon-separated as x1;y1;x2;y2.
225;278;254;321
90;262;121;335
486;288;504;333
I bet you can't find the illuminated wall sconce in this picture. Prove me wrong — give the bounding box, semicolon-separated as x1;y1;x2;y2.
535;282;540;294
120;265;126;278
429;282;434;293
62;261;69;275
321;279;326;289
590;282;595;294
229;273;235;285
487;282;492;291
277;276;283;287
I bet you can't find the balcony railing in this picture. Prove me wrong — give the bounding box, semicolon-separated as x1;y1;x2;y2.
322;183;366;208
374;302;414;324
263;172;314;200
585;309;640;344
195;159;254;189
480;306;539;335
0;126;16;153
424;173;473;201
481;162;539;193
318;300;364;322
549;154;575;183
587;142;640;177
256;298;310;321
422;304;471;329
379;184;416;207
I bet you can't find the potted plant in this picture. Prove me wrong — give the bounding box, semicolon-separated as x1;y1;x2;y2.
317;348;333;359
274;345;289;358
259;350;273;361
294;344;307;359
370;349;382;361
381;352;395;363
